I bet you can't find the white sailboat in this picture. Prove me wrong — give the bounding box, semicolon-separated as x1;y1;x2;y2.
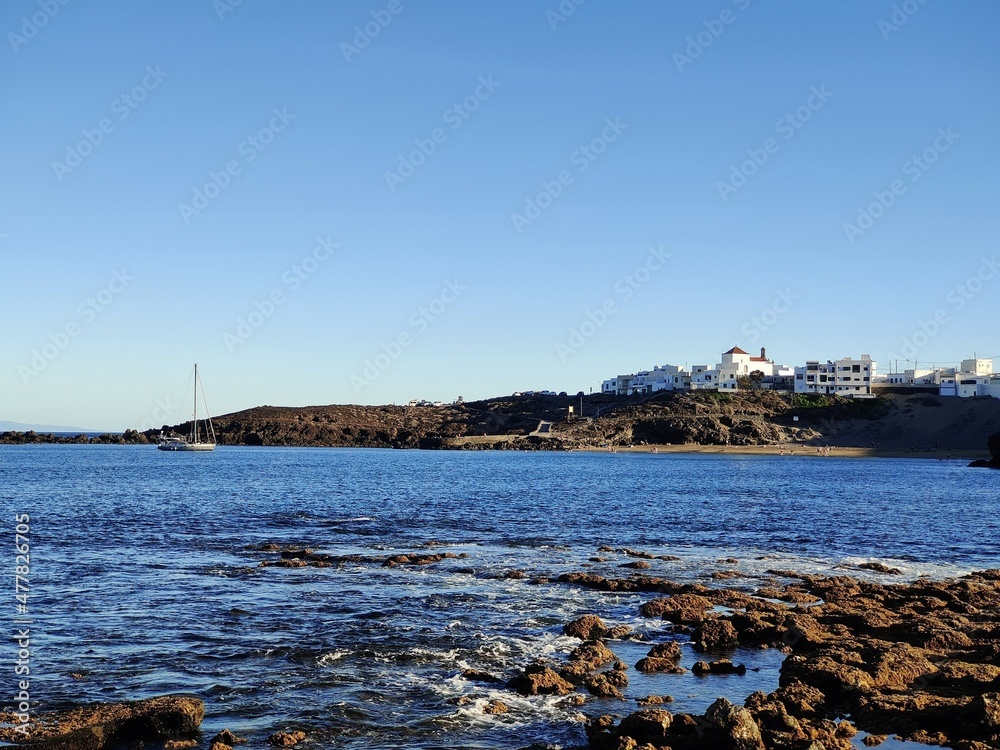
157;364;217;452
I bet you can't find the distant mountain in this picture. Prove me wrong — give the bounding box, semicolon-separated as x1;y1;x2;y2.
0;420;95;433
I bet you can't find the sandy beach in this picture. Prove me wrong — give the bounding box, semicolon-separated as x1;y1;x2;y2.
574;443;990;461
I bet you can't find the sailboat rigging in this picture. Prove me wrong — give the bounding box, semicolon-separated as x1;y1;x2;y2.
157;364;217;452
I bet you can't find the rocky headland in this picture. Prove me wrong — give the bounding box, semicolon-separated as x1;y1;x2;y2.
5;391;998;456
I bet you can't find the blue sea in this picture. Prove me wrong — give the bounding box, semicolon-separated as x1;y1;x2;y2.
2;446;997;749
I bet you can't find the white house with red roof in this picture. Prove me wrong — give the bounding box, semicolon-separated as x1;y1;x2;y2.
715;346;777;390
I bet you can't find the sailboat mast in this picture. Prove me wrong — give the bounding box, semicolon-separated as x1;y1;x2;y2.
193;363;200;444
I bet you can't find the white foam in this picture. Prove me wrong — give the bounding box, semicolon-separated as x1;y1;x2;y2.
317;650;349;666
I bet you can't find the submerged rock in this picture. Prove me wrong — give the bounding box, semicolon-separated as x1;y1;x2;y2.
635;657;686;674
692;658;747;676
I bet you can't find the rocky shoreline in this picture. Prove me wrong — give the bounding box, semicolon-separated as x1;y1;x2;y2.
11;546;995;750
267;548;1000;749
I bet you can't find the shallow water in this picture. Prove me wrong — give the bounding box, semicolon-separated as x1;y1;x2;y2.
2;446;996;748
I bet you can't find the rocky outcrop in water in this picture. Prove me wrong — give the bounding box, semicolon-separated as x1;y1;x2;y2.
0;696;204;750
969;430;1000;468
572;569;1000;750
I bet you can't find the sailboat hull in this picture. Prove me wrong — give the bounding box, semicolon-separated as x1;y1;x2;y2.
157;441;216;452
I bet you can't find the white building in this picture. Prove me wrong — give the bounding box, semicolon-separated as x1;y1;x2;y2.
602;374;634;395
940;369;998;398
715;346;778;390
604;346;794;394
962;358;993;377
794;355;876;396
645;364;689;392
689;364;718;390
604;364;690;395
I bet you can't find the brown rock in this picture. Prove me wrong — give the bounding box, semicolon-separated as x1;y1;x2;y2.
978;691;1000;727
776;613;828;650
569;640;617;670
636;695;673;705
773;681;826;717
565;614;608;640
616;709;673;744
705;697;765;750
635;657;686;674
210;730;246;745
508;663;575;695
646;641;682;660
693;618;739;649
0;696;205;749
584;670;628;698
482;700;510;715
267;731;306;747
607;624;633;639
585;714;616;743
858;562;902;575
639;593;713;623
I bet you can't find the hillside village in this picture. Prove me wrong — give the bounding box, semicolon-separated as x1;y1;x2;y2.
600;345;1000;400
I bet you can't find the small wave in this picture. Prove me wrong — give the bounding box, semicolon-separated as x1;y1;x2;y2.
327;517;374;524
318;650;350;666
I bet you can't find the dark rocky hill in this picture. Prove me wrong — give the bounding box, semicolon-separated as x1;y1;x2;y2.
5;391;997;453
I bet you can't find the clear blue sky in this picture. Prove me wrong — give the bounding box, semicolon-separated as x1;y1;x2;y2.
2;0;998;430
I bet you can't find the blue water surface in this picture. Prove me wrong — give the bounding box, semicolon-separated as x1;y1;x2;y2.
1;446;997;749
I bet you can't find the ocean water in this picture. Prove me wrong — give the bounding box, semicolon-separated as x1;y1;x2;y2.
2;446;997;749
